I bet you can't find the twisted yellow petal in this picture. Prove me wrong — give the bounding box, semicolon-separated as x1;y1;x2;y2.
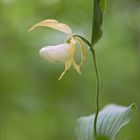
72;36;86;74
68;42;81;74
28;19;72;35
74;37;86;66
58;60;72;80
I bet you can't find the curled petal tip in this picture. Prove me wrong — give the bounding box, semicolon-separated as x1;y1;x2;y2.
58;76;63;80
28;26;34;32
58;60;72;80
77;68;81;74
74;63;81;74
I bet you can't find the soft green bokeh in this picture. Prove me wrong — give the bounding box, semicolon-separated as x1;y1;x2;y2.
0;0;140;140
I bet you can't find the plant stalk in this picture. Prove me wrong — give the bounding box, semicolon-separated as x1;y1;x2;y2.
90;47;100;139
73;34;100;139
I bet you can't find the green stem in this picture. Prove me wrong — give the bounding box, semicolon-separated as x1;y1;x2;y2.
91;0;101;139
73;34;100;139
90;47;100;139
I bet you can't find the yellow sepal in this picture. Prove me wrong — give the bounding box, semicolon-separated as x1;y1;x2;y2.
28;19;72;35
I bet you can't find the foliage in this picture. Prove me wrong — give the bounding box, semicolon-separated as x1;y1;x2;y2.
91;0;105;46
75;104;136;140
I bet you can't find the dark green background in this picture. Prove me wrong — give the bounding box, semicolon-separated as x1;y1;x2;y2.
0;0;140;139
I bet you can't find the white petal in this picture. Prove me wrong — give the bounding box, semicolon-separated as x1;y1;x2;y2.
39;43;71;62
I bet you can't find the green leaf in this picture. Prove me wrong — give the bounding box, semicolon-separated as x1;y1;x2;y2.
91;0;106;46
75;104;136;140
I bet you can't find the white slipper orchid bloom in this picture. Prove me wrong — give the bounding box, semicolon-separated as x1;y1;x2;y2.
28;19;86;80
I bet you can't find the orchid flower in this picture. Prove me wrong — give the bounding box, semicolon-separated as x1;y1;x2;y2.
28;19;86;80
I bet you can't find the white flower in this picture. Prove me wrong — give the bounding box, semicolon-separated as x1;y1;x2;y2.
28;19;86;80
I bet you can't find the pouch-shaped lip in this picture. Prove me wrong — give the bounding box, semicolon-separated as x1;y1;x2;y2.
39;43;71;63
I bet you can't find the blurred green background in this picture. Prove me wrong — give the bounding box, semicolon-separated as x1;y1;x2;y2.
0;0;140;140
